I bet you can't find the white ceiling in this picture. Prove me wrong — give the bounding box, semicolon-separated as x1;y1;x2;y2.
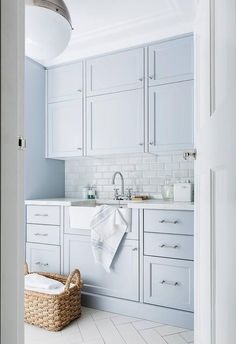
35;0;197;67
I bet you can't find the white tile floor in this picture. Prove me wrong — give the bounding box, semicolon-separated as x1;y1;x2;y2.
25;307;194;344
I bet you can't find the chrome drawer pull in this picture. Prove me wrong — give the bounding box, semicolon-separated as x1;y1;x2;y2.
35;262;49;267
34;214;48;217
34;233;48;237
160;244;179;249
159;219;178;224
160;280;179;286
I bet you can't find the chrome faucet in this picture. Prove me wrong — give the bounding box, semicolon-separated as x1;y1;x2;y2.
112;171;125;200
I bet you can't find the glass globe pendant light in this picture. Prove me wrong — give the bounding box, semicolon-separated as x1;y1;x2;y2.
25;0;73;61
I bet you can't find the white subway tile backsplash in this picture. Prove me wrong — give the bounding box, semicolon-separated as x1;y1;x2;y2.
65;152;194;199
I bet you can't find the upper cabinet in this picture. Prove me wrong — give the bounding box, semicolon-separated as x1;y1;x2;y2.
47;62;83;103
86;48;144;96
46;35;194;159
149;80;194;152
47;99;83;158
87;89;144;155
148;35;193;86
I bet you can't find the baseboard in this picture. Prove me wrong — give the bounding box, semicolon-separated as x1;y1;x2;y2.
81;292;194;330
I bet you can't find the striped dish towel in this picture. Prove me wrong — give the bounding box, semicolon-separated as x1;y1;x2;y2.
90;205;128;272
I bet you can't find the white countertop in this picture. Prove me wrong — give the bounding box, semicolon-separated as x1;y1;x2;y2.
25;198;194;211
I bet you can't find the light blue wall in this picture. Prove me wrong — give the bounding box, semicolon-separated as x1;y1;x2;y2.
24;58;65;199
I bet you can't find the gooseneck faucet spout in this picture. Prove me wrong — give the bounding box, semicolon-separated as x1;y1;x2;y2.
112;171;125;199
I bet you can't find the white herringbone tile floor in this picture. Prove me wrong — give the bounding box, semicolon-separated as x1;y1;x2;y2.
25;307;194;344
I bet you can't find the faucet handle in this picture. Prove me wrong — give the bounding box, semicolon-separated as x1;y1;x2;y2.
113;188;120;200
126;188;133;200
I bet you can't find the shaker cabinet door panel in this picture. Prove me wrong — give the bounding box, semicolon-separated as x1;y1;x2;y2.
64;235;139;301
47;99;83;158
148;35;193;86
149;80;194;152
86;48;144;96
144;256;194;312
87;90;144;155
48;62;83;102
26;243;60;274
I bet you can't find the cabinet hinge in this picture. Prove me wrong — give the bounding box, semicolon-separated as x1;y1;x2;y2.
18;136;26;150
183;150;197;161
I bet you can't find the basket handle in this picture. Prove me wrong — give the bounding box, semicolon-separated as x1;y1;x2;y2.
24;263;29;275
64;269;81;291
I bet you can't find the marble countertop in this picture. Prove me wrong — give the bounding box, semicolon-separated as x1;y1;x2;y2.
25;198;194;211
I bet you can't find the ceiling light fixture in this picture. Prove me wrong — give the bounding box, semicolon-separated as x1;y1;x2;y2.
25;0;73;61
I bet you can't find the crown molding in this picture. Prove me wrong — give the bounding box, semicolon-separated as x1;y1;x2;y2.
43;19;194;67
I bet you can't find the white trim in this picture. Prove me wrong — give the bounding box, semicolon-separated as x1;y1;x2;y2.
1;0;25;343
209;0;216;116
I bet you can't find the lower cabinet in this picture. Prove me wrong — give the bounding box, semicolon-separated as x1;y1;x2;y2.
26;243;60;274
144;256;193;312
64;234;139;301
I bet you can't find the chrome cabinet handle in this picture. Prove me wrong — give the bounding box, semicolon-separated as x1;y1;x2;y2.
159;219;178;224
35;214;48;217
35;262;49;267
149;141;154;145
160;280;179;286
139;142;144;146
77;89;82;92
149;75;154;80
34;233;48;237
160;244;179;249
138;77;143;82
77;147;82;150
132;247;138;251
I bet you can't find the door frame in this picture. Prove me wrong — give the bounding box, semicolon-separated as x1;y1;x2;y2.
1;0;25;343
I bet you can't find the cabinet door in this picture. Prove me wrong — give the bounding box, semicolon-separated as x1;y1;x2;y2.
149;80;194;152
48;62;83;102
87;89;144;155
148;35;193;86
26;243;60;274
64;235;139;301
144;256;193;312
47;99;83;158
86;48;144;96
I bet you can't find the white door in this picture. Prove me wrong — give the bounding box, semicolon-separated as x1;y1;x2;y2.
195;1;236;343
47;99;83;158
1;0;25;343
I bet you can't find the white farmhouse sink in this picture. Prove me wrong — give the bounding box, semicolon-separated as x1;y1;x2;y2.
69;201;131;230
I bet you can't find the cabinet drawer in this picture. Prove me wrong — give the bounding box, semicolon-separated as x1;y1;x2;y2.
27;224;60;245
27;205;60;225
144;256;193;312
144;233;193;260
26;243;60;274
144;210;193;235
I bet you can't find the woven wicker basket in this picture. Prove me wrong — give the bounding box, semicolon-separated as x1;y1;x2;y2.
24;264;83;331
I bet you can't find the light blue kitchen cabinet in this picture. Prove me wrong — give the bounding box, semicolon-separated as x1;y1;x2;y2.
144;256;194;312
64;234;139;301
86;89;144;155
47;99;83;158
148;35;193;86
148;80;194;152
47;62;83;103
86;48;144;96
26;242;61;274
